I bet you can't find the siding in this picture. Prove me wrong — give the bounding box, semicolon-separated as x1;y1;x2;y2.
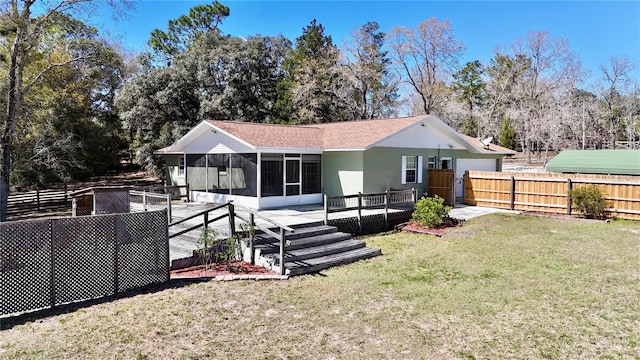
323;152;363;196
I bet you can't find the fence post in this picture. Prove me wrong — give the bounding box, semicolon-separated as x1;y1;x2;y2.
64;183;68;204
228;202;236;238
113;215;120;295
566;178;573;215
166;193;172;223
37;188;41;212
357;192;363;234
323;193;328;225
249;213;255;265
279;227;286;275
510;176;516;210
49;219;56;309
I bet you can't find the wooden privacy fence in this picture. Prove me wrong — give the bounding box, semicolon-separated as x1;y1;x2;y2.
427;169;455;205
464;171;640;220
0;210;169;317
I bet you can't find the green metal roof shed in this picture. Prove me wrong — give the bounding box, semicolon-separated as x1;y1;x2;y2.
545;150;640;176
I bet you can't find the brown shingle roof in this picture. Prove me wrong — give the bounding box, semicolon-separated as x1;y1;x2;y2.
208;120;325;148
461;134;516;155
208;116;426;150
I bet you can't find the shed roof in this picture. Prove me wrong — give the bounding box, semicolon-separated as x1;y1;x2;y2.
545;150;640;176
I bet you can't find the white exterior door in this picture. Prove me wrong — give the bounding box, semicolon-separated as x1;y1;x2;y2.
455;159;497;198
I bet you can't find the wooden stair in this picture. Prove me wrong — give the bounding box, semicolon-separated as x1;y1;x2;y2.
246;222;382;276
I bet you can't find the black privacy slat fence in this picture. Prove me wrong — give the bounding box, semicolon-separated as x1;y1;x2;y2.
0;210;169;317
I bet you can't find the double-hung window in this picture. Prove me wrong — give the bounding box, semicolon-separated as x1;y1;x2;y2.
401;156;423;184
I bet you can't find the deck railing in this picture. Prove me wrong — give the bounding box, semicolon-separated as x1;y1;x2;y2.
324;189;417;231
130;190;173;222
167;202;294;275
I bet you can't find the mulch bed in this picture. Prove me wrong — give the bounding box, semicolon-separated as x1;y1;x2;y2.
170;261;278;279
398;217;463;237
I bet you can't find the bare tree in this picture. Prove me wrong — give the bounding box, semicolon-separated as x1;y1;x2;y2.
508;31;582;162
387;18;465;115
598;56;637;148
0;0;130;221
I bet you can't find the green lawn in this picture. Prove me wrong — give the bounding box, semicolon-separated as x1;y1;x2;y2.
1;213;639;359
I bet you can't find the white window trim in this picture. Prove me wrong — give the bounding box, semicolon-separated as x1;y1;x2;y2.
178;155;185;178
401;155;423;184
427;156;436;169
441;157;452;170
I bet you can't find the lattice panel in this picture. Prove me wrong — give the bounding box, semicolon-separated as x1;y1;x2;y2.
388;210;413;228
95;190;130;214
328;217;360;235
0;219;52;316
117;211;169;292
360;214;387;235
52;216;116;305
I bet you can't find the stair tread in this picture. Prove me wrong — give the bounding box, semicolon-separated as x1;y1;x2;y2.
285;247;382;275
265;239;365;259
255;232;351;253
255;225;337;241
285;246;381;269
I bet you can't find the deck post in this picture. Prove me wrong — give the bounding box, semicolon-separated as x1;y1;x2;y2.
228;202;236;238
357;192;363;234
279;227;286;275
566;178;573;215
203;211;209;232
166;193;172;222
249;213;255;265
186;183;190;202
323;193;328;225
384;190;389;228
142;191;147;211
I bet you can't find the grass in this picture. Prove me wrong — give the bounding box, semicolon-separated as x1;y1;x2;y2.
1;213;639;359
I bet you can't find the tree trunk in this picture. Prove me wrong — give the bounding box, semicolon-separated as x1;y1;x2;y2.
1;5;27;222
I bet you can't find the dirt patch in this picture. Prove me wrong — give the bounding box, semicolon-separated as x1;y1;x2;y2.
520;211;609;223
170;261;277;279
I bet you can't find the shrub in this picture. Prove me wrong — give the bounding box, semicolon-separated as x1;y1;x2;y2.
570;185;609;219
411;195;452;228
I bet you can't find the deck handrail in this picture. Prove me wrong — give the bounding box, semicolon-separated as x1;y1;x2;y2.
167;202;294;275
324;189;417;232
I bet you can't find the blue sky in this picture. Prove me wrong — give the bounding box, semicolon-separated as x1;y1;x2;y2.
94;1;640;87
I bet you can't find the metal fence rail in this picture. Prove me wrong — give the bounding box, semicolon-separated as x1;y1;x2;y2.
0;210;169;317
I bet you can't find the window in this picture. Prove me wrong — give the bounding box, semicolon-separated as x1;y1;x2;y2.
406;156;417;183
302;154;322;194
261;153;283;197
401;156;423;184
441;158;452;170
178;156;185;177
427;156;436;169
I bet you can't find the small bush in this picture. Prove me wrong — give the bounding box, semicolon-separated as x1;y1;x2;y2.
411;195;452;228
570;185;608;219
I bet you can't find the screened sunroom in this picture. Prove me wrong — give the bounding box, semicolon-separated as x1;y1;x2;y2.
172;152;323;208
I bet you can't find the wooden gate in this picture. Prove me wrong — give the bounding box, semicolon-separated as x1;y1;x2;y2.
427;169;455;205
